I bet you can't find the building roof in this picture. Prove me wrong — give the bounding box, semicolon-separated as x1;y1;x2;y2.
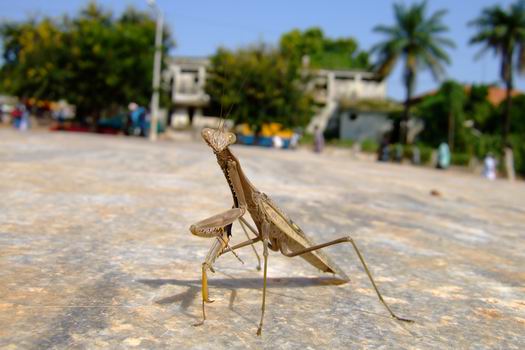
484;86;522;105
413;85;522;106
167;56;210;66
339;98;402;113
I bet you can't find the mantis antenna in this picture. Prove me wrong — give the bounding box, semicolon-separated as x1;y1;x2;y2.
218;76;249;132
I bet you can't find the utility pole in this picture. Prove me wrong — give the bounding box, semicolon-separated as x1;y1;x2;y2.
148;0;163;141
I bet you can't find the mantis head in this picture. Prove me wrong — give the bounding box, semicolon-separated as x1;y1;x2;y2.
201;128;236;153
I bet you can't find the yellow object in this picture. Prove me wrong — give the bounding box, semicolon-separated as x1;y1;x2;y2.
237;123;293;138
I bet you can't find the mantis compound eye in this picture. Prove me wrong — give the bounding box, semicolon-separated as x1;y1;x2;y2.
228;133;236;145
201;128;213;139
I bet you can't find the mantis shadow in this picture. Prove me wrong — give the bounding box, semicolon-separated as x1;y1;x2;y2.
137;276;347;316
136;275;416;336
139;276;346;289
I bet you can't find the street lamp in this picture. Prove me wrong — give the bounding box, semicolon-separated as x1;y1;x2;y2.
147;0;163;141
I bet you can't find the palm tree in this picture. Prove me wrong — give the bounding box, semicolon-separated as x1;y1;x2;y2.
469;0;525;144
371;1;454;143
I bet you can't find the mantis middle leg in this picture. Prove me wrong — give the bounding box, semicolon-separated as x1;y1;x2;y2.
238;218;262;270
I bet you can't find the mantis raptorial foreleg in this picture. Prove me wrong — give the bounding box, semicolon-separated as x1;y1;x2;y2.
190;208;245;238
190;206;247;326
193;230;230;327
281;235;414;323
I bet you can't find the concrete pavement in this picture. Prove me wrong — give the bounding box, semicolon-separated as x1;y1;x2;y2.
0;130;524;349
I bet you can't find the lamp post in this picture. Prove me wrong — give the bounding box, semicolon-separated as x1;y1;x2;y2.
147;0;163;141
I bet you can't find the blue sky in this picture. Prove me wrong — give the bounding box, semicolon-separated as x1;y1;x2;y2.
2;0;525;100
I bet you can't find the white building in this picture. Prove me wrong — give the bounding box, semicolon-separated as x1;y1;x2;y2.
165;57;210;127
165;56;387;132
307;70;386;133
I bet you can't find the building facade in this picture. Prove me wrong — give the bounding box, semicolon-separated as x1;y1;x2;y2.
165;57;210;128
307;69;386;133
165;56;387;132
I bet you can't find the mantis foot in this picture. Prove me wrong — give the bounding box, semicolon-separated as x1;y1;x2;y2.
393;315;414;323
192;320;205;327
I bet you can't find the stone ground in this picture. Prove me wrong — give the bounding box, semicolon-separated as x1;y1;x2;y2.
0;129;524;349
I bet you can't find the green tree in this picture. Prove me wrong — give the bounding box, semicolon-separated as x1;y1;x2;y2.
469;0;525;144
371;1;455;143
464;85;495;132
416;81;466;150
0;2;174;122
205;45;313;131
0;18;67;99
280;27;369;70
441;81;466;151
509;94;525;134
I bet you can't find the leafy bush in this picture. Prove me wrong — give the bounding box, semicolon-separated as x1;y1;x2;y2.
328;139;354;148
451;153;470;166
509;134;525;176
407;144;433;164
388;143;404;160
361;139;379;153
299;133;314;145
419;145;433;164
471;135;502;159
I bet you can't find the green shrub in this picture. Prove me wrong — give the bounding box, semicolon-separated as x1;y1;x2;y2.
472;135;502;159
418;145;433;164
328;139;354;148
299;133;314;145
361;139;379;153
451;153;470;166
405;144;433;165
388;143;404;160
509;134;525;176
403;145;413;159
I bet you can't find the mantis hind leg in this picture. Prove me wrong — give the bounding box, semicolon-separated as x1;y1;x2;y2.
256;223;270;336
282;236;414;323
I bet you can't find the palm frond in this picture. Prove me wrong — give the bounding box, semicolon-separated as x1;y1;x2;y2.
371;1;453;84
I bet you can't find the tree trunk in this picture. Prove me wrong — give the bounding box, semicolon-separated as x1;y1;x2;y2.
402;98;410;144
402;70;414;145
500;50;515;180
501;51;513;145
502;79;513;145
448;111;454;152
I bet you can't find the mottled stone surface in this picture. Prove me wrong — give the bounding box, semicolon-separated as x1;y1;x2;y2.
0;129;524;349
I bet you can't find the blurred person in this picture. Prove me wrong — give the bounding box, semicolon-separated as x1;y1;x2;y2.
19;106;30;131
504;144;515;181
52;102;66;128
128;102;146;136
314;125;324;153
483;153;497;180
436;142;450;169
290;130;301;150
377;135;390;162
394;144;403;163
412;145;421;165
11;100;29;131
0;103;10;125
272;135;283;149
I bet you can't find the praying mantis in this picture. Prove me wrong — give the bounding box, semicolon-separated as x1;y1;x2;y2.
189;122;413;336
